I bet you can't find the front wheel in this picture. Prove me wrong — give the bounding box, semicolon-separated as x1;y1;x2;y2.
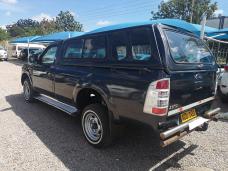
81;104;112;148
23;78;34;102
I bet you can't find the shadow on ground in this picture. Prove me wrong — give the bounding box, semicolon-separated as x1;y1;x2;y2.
5;94;198;171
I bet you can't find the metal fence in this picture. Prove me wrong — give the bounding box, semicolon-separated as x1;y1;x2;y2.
207;39;228;65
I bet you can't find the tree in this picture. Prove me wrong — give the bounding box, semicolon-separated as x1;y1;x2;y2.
6;19;40;37
6;10;84;38
151;0;218;24
0;28;9;41
55;11;83;31
38;19;58;35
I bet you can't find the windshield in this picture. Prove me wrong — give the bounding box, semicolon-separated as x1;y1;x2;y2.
165;30;214;64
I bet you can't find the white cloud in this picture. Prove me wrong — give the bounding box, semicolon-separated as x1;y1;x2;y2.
5;11;11;16
96;20;112;26
69;11;79;18
32;13;53;22
214;9;224;16
0;0;17;4
70;11;75;17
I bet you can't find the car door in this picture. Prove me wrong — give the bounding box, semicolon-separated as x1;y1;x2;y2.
32;44;58;96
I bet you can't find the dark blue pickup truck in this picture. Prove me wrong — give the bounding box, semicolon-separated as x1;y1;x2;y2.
21;20;220;148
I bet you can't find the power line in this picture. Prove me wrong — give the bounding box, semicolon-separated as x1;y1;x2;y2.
78;0;159;15
80;4;157;19
80;9;155;24
77;0;159;18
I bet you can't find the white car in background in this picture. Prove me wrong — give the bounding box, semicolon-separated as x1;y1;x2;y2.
218;66;228;101
0;46;8;61
9;43;46;58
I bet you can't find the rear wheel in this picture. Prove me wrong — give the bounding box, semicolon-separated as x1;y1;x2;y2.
81;104;112;148
23;78;34;102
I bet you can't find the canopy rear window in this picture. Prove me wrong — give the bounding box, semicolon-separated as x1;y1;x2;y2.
165;30;214;64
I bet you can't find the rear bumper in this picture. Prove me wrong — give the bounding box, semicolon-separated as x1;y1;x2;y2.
160;107;220;147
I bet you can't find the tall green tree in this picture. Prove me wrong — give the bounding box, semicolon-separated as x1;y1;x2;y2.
55;11;83;31
0;28;9;41
38;19;58;35
6;19;40;37
151;0;218;24
6;11;84;38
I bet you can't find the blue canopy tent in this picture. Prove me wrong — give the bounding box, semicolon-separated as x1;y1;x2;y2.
31;31;84;43
10;36;41;62
10;32;84;62
10;36;40;44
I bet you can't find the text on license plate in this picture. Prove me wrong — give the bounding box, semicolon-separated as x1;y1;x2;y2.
181;109;197;123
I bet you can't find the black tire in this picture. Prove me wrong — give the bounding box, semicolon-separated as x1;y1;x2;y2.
23;78;34;102
81;104;112;148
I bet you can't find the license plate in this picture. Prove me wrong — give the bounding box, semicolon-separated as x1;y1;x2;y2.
180;109;197;123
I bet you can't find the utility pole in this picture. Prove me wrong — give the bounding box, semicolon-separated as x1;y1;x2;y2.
190;0;195;23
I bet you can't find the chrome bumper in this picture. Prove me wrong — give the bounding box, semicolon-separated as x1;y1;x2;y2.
160;108;220;147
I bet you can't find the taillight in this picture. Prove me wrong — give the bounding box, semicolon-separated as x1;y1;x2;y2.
143;78;170;116
224;65;228;72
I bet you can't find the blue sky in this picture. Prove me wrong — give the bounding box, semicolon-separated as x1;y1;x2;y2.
0;0;227;31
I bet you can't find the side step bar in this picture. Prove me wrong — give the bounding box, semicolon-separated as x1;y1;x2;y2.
35;94;78;116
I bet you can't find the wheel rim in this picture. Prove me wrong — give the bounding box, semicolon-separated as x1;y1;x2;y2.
83;111;103;143
23;81;30;100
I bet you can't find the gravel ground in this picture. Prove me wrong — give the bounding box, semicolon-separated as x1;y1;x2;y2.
0;59;227;171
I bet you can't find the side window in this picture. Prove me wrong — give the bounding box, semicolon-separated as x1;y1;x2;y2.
82;36;106;59
109;31;128;61
64;39;83;58
130;28;151;61
42;46;58;64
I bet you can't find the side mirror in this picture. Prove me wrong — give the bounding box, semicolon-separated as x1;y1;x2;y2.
29;54;39;63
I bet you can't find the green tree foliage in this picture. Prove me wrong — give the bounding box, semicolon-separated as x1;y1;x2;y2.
0;28;9;41
38;19;58;35
6;11;83;39
151;0;218;24
6;19;40;37
55;11;83;31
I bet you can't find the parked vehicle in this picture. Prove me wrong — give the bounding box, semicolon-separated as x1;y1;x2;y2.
0;46;8;61
9;43;45;58
19;48;44;60
21;21;220;148
218;65;228;101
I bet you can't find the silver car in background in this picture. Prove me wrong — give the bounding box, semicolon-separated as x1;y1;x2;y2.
0;46;8;61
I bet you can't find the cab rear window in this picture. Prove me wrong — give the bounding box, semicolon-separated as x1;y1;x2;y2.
165;30;214;64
